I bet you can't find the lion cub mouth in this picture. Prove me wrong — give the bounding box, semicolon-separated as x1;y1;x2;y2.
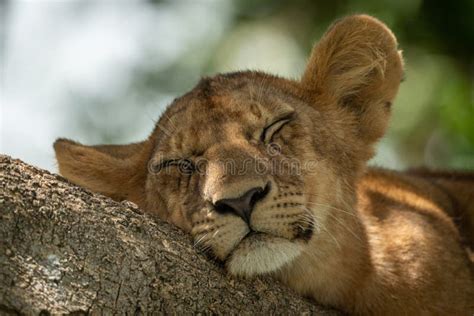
226;231;304;277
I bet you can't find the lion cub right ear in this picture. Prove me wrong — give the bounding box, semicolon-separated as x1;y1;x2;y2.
301;15;404;146
53;138;152;207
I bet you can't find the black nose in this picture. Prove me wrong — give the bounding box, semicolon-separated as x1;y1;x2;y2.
214;184;270;223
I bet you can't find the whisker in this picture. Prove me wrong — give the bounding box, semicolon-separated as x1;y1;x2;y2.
257;74;268;104
300;246;321;262
302;206;343;251
155;122;174;137
163;112;178;131
326;212;363;243
193;233;209;249
191;226;219;236
198;244;213;256
319;225;342;250
211;229;220;239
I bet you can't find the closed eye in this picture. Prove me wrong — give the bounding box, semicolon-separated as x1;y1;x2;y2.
151;158;196;174
260;113;294;143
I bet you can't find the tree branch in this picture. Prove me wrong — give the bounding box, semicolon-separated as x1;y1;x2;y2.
0;155;340;314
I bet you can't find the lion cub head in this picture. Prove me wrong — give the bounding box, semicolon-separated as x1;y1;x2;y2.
54;15;403;277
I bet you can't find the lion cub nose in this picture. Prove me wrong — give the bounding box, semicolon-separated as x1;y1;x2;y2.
214;184;270;223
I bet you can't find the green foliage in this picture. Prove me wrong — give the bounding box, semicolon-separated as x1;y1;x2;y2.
77;0;474;170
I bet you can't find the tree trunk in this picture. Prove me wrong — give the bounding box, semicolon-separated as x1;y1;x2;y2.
0;155;340;315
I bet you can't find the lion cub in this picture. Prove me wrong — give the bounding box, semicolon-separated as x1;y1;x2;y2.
54;15;474;315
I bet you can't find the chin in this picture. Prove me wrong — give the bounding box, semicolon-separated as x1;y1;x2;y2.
226;233;303;277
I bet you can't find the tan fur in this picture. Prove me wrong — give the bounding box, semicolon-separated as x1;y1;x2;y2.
54;15;474;315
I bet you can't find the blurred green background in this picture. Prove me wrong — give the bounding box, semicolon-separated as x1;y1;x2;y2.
2;0;473;171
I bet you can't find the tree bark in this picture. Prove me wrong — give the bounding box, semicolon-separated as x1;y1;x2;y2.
0;155;340;315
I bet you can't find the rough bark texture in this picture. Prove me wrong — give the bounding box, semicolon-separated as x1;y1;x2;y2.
0;155;341;315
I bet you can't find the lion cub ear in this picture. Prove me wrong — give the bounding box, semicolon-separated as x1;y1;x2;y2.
53;138;152;207
301;15;404;144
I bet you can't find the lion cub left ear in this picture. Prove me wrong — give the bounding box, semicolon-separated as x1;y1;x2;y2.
301;15;404;144
53;138;152;207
